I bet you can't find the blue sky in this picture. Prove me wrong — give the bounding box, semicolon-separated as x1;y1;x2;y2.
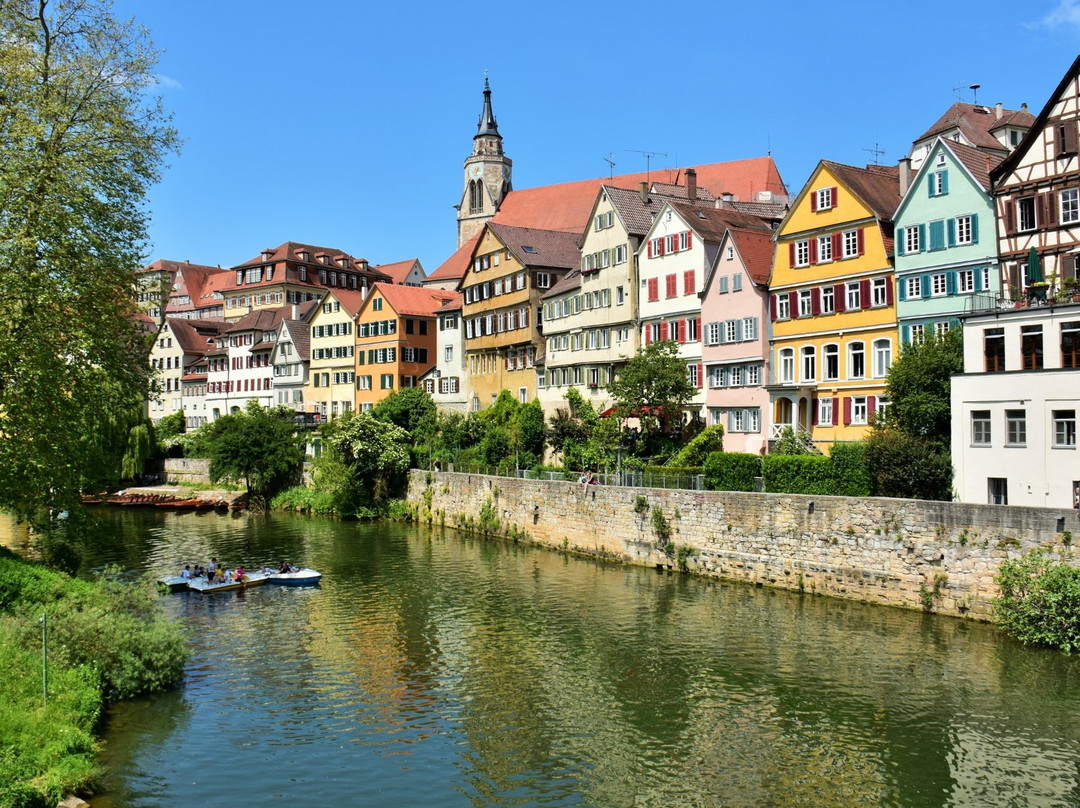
116;0;1080;276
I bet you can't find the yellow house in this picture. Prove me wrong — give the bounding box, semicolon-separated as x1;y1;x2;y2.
461;223;580;409
767;161;902;451
305;288;365;421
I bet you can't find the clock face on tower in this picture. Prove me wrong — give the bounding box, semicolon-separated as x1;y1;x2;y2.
468;164;482;180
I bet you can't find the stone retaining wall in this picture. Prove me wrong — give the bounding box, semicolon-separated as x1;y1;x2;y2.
163;457;211;484
408;470;1080;621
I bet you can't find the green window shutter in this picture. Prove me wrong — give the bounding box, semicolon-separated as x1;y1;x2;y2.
920;275;931;298
901;324;910;345
941;170;949;195
946;271;957;295
897;227;906;256
918;224;926;249
947;218;956;247
898;277;907;301
929;220;945;251
971;213;979;244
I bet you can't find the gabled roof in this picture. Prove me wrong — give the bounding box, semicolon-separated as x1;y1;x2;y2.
168;318;225;356
491;157;786;235
374;258;424;284
649;181;715;202
225;307;289;335
541;269;582;300
992;54;1080;186
370;283;459;318
667;201;774;244
487;223;581;269
821;161;902;221
601;184;702;238
320;288;367;318
915;102;1034;151
436;293;462;313
727;229;776;286
941;139;1004;192
426;232;481;284
232;240;393;284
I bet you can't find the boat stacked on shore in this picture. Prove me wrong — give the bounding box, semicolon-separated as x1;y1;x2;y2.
158;566;322;593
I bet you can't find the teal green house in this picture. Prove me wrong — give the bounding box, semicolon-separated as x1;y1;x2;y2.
893;137;1003;345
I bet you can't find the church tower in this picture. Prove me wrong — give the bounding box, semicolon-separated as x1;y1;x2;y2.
457;77;512;247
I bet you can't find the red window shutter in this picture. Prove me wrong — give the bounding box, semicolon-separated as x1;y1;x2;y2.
789;242;796;267
1003;200;1016;235
885;276;894;305
648;277;658;301
832;397;840;422
860;279;871;309
835;283;846;312
670;237;678;254
697;362;703;389
695;317;701;340
660;320;668;341
811;287;821;315
684;270;695;295
832;232;842;256
868;395;876;416
843;396;852;426
686;232;693;249
648;241;653;258
678;319;687;343
812;399;819;426
789;290;799;319
644;325;651;345
810;238;819;264
811;192;818;212
666;274;677;297
857;228;865;256
831;186;838;207
770;294;778;321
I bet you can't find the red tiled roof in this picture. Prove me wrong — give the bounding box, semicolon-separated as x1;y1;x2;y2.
822;161;902;222
669;201;774;243
541;269;582;300
374;259;423;284
372;283;459;318
225;307;289;334
492;157;786;235
727;229;776;286
435;293;462;313
941;139;1004;192
914;102;1033;151
323;288;367;318
169;318;224;356
426;232;482;284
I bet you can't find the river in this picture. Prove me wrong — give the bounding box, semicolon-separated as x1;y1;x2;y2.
11;508;1080;806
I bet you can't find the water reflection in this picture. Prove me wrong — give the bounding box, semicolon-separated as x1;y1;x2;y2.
4;510;1077;807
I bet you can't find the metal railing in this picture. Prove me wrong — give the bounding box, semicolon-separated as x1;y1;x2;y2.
442;464;707;491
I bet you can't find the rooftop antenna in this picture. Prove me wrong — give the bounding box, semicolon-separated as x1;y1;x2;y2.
863;142;886;165
970;83;981;105
626;149;667;185
603;153;616;180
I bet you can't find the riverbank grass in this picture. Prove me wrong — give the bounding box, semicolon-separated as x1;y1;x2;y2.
0;548;189;807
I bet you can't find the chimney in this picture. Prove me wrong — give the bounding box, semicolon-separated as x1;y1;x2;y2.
995;102;1003;120
899;157;912;196
291;303;299;320
1022;103;1028;113
685;168;697;201
986;154;992;174
639;181;648;204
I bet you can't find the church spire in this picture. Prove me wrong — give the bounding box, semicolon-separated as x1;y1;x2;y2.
476;75;500;139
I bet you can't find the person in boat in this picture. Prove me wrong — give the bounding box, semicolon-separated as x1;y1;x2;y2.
208;558;218;576
180;565;191;580
278;560;291;574
234;566;246;582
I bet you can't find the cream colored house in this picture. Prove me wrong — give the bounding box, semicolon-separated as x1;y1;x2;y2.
306;289;364;421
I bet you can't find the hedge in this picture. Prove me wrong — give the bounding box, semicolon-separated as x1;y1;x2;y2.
702;452;761;492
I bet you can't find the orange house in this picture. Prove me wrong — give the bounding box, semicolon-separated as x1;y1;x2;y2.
355;283;457;410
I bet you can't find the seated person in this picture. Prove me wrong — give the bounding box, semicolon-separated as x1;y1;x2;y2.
278;560;291;574
180;565;191;580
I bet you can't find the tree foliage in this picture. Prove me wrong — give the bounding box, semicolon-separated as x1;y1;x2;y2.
321;411;410;511
863;427;953;501
995;550;1080;653
880;329;963;446
204;401;305;507
372;387;437;442
608;341;696;435
0;1;179;517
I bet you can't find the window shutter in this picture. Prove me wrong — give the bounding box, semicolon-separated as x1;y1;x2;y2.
928;174;935;197
971;213;979;243
921;275;930;299
718;322;727;344
811;287;821;315
358;350;365;365
898;277;907;301
1048;192;1060;226
857;228;865;256
975;266;985;291
812;399;819;426
885;277;894;305
867;396;876;417
859;279;871;309
1067;122;1079;154
368;349;375;364
695;317;701;340
946;271;957;295
835;283;846;312
831;186;838;206
770;295;778;321
833;232;842;257
940;172;949;195
660;321;668;341
788;290;799;318
947;218;957;247
896;227;905;256
811;192;818;212
789;243;796;266
678;319;687;343
901;324;910;344
918;224;926;250
843;397;852;426
1003;200;1016;234
647;241;653;258
697;363;703;389
810;238;819;264
644;325;651;345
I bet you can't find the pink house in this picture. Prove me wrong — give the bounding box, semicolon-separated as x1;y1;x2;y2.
700;226;775;455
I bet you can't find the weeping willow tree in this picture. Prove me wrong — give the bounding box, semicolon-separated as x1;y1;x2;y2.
0;1;179;519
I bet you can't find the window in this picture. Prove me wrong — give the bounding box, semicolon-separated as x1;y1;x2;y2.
1054;410;1077;448
846;282;861;310
823;344;839;381
929;170;949;197
929;273;947;297
905;277;921;299
971;410;991;445
956;214;975;244
799;289;813;317
988;478;1008;505
815;187;834;210
647;277;659;301
725;320;739;343
873;338;892;378
1018;197;1036;232
535;272;551;289
851;396;868;425
818;398;834;426
905;226;921;254
778;348;795;383
776;294;790;320
848;341;865;379
872;277;889;306
683;271;696;295
1062;189;1080;224
820;285;835;314
909;323;925;345
934;321;951;339
706;322;721;346
843;229;860;258
1021;325;1043;370
794;240;810;267
985;327;1005;372
616;286;625;305
800;346;816;381
1006;410;1027;446
1063;321;1080;368
817;234;833;263
686;363;699;387
444;346;453;363
372;298;383;311
958;269;975;293
741;317;756;341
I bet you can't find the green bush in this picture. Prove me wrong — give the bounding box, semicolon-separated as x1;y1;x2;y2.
669;425;724;467
271;486;338;515
994;550;1080;653
863;428;953;500
824;442;873;497
703;452;761;492
762;455;835;494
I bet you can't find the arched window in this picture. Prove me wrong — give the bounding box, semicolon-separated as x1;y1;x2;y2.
822;343;840;381
848;341;866;379
800;346;816;382
469;180;484;213
778;347;795;383
873;338;892;378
